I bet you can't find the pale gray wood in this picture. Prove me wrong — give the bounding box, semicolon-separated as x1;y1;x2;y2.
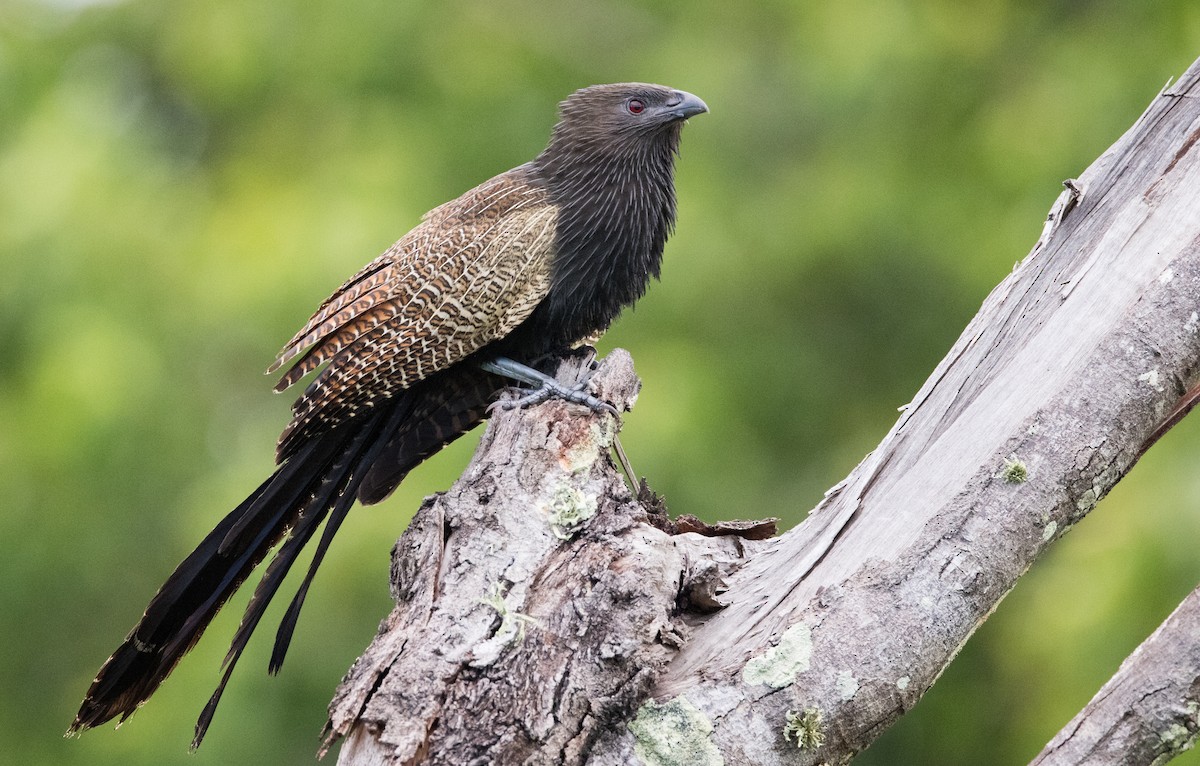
647;58;1200;765
329;55;1200;765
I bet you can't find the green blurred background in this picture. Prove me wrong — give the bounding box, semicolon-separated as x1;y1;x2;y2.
3;0;1200;763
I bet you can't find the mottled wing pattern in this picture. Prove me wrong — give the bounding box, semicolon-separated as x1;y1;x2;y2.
267;260;396;378
273;170;557;459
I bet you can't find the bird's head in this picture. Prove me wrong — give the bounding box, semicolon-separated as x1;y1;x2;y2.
541;83;708;160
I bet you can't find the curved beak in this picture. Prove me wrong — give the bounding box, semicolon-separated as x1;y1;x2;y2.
665;90;709;120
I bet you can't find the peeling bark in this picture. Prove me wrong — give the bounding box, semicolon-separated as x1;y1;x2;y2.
325;351;762;764
330;56;1200;765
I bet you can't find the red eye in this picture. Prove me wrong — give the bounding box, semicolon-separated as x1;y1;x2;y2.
627;99;645;115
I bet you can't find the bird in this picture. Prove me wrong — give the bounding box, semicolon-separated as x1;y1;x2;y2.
69;82;707;748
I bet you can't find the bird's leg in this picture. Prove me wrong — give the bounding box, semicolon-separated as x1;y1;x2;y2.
481;356;618;415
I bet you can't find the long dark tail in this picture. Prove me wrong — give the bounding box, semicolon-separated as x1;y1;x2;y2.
69;365;500;748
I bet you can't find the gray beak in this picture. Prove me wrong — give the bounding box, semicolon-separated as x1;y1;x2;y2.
665;90;709;120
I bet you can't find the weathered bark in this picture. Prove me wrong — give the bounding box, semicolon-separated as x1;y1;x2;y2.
328;55;1200;765
1031;585;1200;765
325;350;761;764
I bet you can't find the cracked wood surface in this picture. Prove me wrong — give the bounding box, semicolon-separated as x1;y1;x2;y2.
330;56;1200;766
326;350;758;764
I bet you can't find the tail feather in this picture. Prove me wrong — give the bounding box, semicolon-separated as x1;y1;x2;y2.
215;450;324;557
356;353;591;504
70;401;394;741
269;393;417;673
71;359;517;747
72;468;305;732
164;450;328;659
358;365;501;505
268;483;353;675
195;391;414;749
191;414;382;748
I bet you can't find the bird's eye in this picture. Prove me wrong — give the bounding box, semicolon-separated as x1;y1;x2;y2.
627;99;646;115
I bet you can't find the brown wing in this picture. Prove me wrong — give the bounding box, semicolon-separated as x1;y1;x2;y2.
272;169;557;459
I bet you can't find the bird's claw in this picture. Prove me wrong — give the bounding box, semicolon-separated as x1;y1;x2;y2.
481;355;619;416
488;376;618;416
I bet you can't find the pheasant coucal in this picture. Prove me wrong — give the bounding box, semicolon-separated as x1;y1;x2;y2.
70;82;707;747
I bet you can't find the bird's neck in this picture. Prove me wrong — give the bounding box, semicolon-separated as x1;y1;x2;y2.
528;134;680;348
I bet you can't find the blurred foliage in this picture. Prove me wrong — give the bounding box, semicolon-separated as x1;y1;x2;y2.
2;0;1199;763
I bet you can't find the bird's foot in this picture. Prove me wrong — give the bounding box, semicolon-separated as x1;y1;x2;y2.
482;357;619;416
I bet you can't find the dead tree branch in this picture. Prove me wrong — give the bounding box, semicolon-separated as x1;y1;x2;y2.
328;55;1200;765
326;351;762;764
1031;584;1200;765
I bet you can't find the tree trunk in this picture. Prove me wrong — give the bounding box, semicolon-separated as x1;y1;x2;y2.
326;56;1200;765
